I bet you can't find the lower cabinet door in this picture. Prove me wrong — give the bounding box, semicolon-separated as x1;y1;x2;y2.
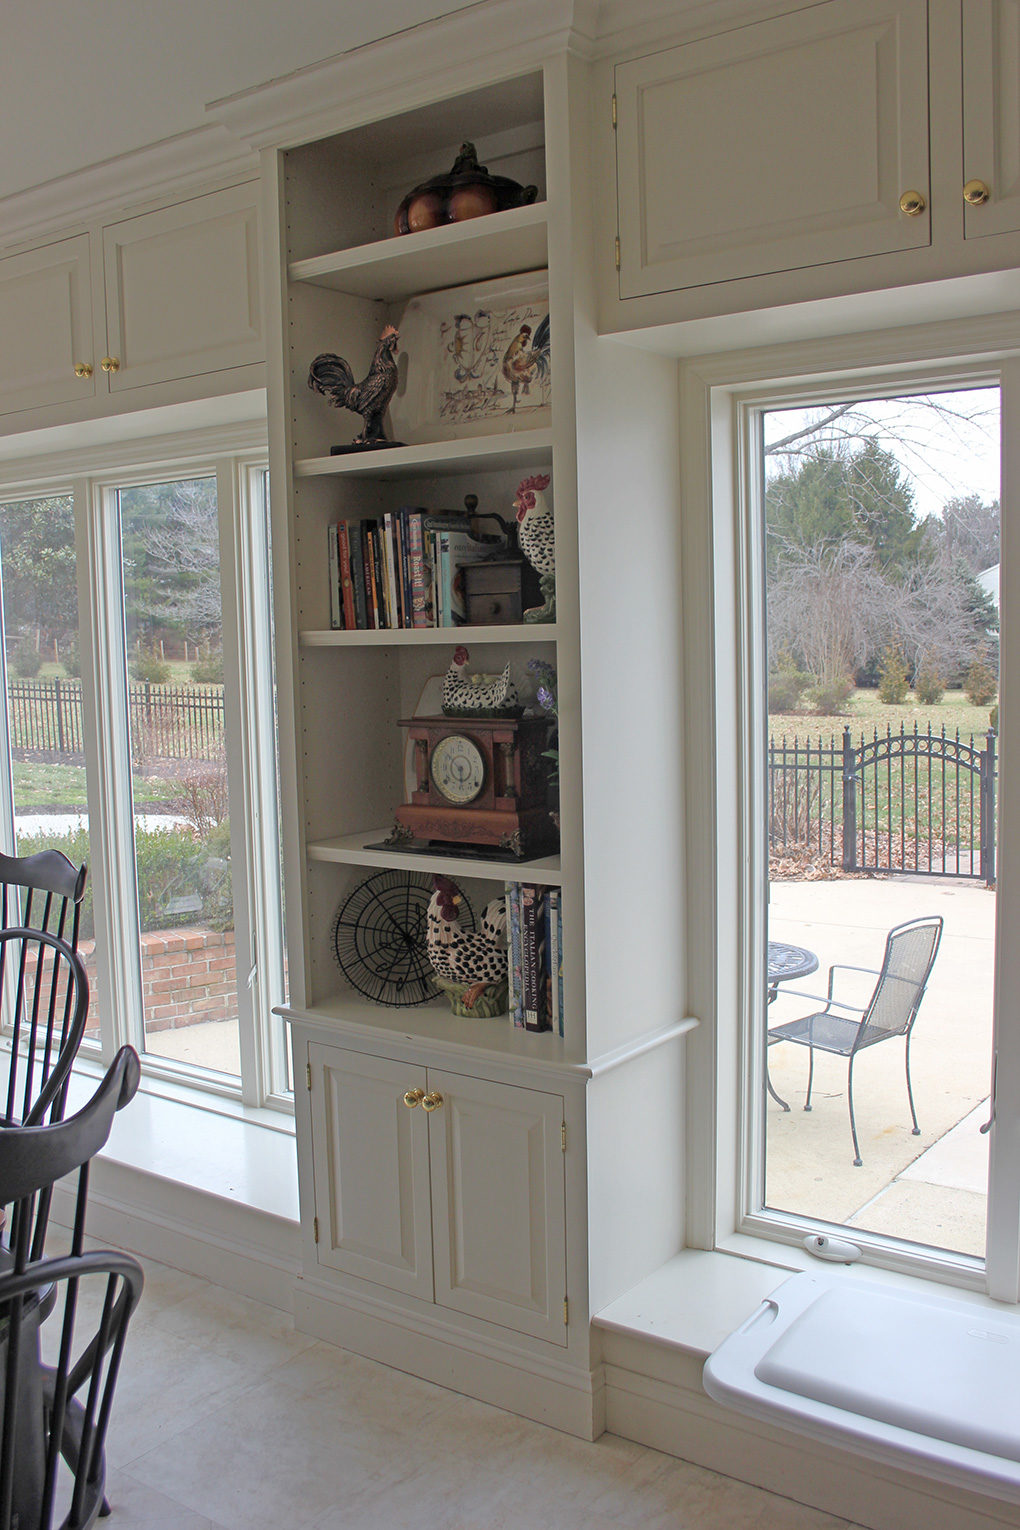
308;1044;433;1299
427;1069;567;1346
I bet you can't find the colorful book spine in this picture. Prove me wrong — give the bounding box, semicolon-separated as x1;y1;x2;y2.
382;512;399;628
407;512;433;628
328;523;342;630
398;509;415;628
348;524;368;630
507;881;524;1029
337;522;356;630
521;883;550;1033
547;887;562;1038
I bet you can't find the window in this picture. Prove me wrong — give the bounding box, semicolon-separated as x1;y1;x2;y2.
0;428;289;1111
681;335;1020;1302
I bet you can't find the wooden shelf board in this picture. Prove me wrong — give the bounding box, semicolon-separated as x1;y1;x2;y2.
280;994;582;1077
308;829;562;885
294;429;553;480
288;204;549;301
300;623;557;647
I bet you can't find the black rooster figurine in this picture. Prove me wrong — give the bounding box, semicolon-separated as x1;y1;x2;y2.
308;325;404;453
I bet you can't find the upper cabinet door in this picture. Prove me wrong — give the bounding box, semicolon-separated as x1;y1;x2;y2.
0;235;95;415
615;0;931;298
963;0;1020;239
102;183;263;392
427;1070;567;1345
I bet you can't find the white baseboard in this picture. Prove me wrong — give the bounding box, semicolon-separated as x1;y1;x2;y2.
294;1276;604;1440
49;1157;302;1313
602;1347;1019;1530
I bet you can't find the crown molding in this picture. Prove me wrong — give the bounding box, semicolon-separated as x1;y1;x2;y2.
0;125;258;253
590;0;820;59
206;0;600;151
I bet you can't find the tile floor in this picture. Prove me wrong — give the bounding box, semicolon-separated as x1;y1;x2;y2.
89;1246;873;1530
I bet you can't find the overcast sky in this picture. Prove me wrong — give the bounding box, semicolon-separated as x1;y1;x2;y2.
762;387;1000;522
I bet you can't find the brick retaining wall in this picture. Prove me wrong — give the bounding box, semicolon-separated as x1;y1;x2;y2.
79;927;237;1036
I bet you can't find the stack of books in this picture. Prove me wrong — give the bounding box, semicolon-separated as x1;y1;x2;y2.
505;882;563;1035
327;509;498;630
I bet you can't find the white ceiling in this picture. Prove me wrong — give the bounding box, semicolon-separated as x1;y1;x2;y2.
1;0;476;202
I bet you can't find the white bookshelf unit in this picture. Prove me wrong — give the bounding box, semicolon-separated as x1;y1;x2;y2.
263;49;690;1439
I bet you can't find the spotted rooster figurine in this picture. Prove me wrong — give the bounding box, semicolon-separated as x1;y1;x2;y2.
442;646;519;716
514;472;555;622
427;876;508;1016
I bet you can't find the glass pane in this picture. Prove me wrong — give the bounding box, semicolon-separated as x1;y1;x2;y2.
761;388;999;1259
0;494;99;1043
118;478;240;1077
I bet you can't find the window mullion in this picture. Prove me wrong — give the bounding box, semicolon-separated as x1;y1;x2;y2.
78;479;144;1057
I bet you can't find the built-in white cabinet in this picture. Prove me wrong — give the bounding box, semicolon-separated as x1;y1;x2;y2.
0;181;262;420
606;0;1020;330
615;0;931;298
306;1040;567;1344
0;235;95;414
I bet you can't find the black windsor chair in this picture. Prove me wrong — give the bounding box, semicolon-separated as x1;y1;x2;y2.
0;1045;143;1530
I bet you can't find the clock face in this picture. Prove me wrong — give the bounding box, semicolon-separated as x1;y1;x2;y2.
430;733;486;805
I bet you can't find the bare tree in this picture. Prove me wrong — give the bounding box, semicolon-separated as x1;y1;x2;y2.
769;540;894;685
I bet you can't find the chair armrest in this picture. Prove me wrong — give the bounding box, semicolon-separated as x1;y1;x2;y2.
775;988;867;1012
828;964;881;979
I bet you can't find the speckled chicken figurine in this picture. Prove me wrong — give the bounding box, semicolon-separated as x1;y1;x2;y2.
308;325;403;452
442;646;519;715
427;876;508;1017
514;473;555;622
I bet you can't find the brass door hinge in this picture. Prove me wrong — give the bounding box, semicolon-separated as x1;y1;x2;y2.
615;236;621;271
306;1062;312;1090
563;1296;569;1325
313;1216;320;1244
561;1121;567;1152
611;92;618;129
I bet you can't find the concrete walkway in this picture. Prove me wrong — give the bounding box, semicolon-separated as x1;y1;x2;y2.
767;875;994;1257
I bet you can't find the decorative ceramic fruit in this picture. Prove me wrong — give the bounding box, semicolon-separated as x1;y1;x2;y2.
394;142;538;235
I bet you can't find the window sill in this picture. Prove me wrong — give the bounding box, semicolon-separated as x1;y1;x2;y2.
593;1240;1013;1362
63;1059;298;1223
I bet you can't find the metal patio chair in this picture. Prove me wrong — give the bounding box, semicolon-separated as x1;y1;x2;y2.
767;916;944;1166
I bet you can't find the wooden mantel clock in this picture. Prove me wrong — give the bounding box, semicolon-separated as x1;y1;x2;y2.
390;714;557;859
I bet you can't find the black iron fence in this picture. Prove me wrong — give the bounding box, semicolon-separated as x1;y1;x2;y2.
769;724;997;886
7;678;225;765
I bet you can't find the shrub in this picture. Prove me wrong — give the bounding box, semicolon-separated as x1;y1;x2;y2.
10;638;42;678
61;636;81;679
130;645;171;684
877;647;909;705
806;676;854;715
990;704;999;733
913;667;944;706
768;654;811;714
965;658;998;707
190;647;224;684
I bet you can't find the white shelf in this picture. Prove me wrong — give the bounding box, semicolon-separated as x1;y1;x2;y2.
307;829;562;886
288;204;549;302
300;623;557;647
281;994;581;1078
294;429;553;480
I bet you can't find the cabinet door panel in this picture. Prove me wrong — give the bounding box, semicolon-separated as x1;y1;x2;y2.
102;183;263;391
308;1045;433;1298
428;1071;566;1345
963;0;1020;239
616;0;930;297
0;236;95;415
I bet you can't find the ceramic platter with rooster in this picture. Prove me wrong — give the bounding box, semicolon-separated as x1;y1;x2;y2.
389;272;550;443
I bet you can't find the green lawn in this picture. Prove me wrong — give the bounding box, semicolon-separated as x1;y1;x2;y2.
12;760;181;812
769;689;996;746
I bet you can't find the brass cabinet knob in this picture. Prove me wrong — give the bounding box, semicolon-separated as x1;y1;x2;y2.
100;355;120;373
403;1088;425;1108
74;362;93;379
421;1091;444;1113
899;190;927;217
964;178;991;206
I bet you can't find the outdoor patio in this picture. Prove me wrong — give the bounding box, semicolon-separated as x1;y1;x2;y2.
767;874;994;1257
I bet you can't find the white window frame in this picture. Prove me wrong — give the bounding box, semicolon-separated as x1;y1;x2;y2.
0;420;290;1114
680;318;1020;1301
